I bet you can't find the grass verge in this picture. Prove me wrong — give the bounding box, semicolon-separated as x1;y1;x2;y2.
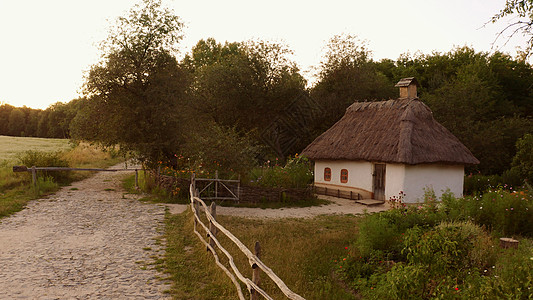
163;208;361;299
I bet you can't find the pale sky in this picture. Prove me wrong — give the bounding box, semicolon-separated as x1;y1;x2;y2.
0;0;529;109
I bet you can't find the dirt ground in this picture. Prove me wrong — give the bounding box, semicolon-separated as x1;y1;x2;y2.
165;195;388;218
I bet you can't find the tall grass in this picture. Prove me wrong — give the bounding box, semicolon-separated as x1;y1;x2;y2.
164;209;360;300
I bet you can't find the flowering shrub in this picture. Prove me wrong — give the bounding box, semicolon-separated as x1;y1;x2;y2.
337;188;532;299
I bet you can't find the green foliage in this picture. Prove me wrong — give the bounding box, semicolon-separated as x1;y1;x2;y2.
184;38;307;158
183;123;260;178
512;133;533;183
246;155;313;188
72;0;189;165
355;215;401;258
340;189;532;299
391;47;533;175
442;188;533;237
17;150;70;183
311;34;396;132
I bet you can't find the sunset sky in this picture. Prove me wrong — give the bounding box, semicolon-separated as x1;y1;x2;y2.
0;0;529;109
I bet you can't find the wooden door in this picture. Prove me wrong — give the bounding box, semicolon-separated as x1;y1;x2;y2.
373;164;386;200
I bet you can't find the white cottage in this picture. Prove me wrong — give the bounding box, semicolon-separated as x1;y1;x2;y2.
302;78;479;203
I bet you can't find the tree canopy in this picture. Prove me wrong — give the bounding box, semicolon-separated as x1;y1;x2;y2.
71;0;189;165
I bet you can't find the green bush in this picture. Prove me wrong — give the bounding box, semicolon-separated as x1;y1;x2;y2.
247;155;313;188
340;190;532;299
441;188;533;237
355;215;402;258
17;150;70;183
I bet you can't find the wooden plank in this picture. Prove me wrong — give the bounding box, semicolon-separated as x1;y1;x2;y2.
251;241;261;300
12;166;28;172
12;166;138;172
195;178;240;183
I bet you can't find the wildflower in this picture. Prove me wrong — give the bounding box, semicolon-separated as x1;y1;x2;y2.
480;206;482;210
455;287;459;291
345;246;348;250
343;258;346;261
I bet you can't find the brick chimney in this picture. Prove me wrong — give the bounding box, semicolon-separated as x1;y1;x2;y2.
395;77;418;98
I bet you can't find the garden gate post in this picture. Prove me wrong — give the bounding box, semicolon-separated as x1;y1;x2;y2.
251;241;261;300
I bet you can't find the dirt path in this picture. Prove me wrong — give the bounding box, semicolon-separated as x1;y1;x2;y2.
166;195;388;218
0;164;169;299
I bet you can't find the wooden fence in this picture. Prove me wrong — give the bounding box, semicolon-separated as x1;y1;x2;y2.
192;172;240;201
189;184;305;300
314;186;362;200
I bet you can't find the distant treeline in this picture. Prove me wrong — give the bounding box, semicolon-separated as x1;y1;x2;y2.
0;99;82;139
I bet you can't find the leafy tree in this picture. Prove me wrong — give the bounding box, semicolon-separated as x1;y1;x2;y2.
311;34;396;131
7;108;25;136
72;0;189;164
183;122;260;177
184;38;307;159
0;104;14;135
512;133;533;182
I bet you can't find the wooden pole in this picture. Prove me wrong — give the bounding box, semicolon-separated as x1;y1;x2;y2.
191;173;196;193
237;175;241;202
135;169;139;188
215;170;218;200
31;166;37;189
251;241;261;300
209;202;217;251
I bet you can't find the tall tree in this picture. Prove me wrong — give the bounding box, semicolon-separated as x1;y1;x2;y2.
7;108;25;136
311;34;396;131
72;0;189;164
184;38;307;158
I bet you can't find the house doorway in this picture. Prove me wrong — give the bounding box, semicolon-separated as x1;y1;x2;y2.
373;164;386;200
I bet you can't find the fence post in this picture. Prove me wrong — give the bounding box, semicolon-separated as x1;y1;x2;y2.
215;170;218;199
237;175;241;202
191;172;196;193
31;166;37;189
251;241;261;300
208;202;217;251
135;169;139;188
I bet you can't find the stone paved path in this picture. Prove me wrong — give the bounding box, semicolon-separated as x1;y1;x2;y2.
0;164;170;299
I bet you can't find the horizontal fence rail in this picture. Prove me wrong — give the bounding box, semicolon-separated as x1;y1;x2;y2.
13;165;140;189
189;184;305;300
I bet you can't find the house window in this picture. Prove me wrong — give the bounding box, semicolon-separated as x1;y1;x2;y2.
340;169;348;183
324;168;331;181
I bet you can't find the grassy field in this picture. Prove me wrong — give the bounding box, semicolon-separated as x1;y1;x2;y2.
0;136;123;219
0;135;72;163
163;209;360;299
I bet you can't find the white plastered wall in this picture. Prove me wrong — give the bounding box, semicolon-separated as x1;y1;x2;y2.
314;160;373;193
402;164;465;203
314;161;465;203
384;163;406;201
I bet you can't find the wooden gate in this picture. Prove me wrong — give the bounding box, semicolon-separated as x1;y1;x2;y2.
372;164;386;201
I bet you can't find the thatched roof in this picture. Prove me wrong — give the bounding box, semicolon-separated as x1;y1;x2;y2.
302;98;479;165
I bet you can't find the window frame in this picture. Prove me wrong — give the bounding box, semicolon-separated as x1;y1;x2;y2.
340;169;348;183
324;167;332;181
